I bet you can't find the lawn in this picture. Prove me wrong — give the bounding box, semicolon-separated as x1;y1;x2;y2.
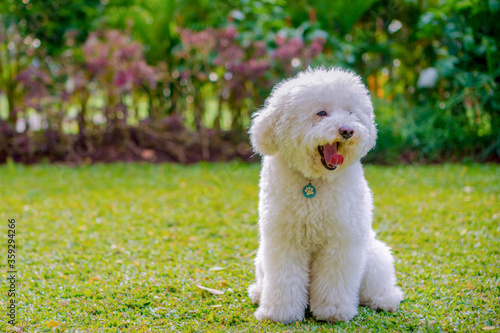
0;162;498;332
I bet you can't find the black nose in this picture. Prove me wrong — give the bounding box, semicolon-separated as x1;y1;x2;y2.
339;126;354;139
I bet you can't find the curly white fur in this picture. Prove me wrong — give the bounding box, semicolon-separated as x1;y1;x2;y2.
248;67;403;324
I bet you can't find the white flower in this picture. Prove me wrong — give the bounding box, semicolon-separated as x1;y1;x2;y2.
417;67;439;88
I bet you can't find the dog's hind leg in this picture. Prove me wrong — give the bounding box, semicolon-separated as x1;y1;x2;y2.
359;238;403;311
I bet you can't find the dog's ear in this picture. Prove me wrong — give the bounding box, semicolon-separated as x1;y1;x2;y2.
368;117;377;151
249;103;279;156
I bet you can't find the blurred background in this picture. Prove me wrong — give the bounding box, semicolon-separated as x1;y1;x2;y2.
0;0;498;165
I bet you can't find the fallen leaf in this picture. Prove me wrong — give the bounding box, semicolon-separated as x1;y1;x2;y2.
466;282;474;290
209;266;226;271
89;276;101;283
195;283;224;295
46;320;60;328
141;149;156;160
463;186;474;193
243;249;257;257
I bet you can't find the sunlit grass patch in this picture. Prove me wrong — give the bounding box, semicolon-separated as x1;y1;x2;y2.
0;162;498;332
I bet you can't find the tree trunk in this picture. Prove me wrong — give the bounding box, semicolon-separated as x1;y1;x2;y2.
77;93;89;137
6;81;18;126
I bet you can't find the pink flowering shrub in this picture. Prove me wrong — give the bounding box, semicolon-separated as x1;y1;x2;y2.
2;22;326;163
15;66;51;112
83;30;156;91
12;25;325;136
81;30;157;131
175;26;272;130
176;26;324;131
271;35;325;76
211;27;271;131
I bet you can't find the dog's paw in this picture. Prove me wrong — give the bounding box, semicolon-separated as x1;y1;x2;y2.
312;304;358;323
248;283;261;304
254;305;304;324
362;286;404;312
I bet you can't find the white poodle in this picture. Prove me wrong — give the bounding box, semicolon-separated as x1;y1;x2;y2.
248;67;403;324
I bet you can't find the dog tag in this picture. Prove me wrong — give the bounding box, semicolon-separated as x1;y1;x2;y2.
302;183;316;198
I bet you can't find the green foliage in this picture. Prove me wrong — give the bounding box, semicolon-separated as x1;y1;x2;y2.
226;0;289;35
413;0;500;157
288;0;379;35
0;23;39;124
102;0;179;64
357;0;500;162
0;0;499;163
0;163;498;331
2;0;104;55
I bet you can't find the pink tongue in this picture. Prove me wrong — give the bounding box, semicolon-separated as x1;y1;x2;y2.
323;143;344;166
330;154;344;166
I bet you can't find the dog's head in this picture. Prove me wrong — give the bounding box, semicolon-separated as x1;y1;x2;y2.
249;67;376;179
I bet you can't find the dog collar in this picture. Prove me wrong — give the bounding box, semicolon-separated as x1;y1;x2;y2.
302;179;316;198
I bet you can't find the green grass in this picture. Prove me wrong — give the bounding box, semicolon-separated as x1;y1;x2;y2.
0;162;499;332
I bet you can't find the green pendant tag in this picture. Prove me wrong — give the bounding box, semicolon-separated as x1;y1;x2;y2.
302;183;316;198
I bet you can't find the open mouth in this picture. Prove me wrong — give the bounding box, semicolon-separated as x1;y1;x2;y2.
318;142;344;170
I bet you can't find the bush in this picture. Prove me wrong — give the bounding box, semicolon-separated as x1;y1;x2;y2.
0;0;498;164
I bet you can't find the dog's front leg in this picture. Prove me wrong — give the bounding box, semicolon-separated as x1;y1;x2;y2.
253;239;309;324
309;243;365;322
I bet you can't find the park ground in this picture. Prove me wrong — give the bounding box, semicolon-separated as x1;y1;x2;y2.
0;162;498;332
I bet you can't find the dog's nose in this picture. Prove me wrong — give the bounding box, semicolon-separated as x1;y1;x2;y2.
339;126;354;139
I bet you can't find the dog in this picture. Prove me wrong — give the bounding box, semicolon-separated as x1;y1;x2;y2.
247;67;403;324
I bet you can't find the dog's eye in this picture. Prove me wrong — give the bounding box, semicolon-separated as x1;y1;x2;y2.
349;111;353;115
316;111;327;116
